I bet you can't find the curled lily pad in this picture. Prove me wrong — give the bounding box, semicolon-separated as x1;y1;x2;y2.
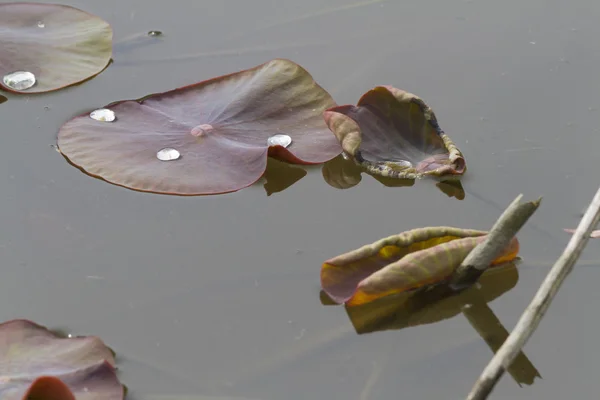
0;319;124;400
323;86;466;180
57;59;342;195
0;3;113;94
320;227;520;306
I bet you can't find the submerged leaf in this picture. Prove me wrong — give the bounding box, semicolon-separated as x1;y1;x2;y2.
0;319;124;400
321;227;519;306
57;59;342;195
0;3;112;94
323;86;466;180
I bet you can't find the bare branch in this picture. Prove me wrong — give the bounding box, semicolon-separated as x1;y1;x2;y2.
467;186;600;400
450;195;541;289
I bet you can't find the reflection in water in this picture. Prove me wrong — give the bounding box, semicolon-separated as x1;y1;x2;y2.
0;94;7;104
260;158;307;196
322;154;465;199
322;264;541;386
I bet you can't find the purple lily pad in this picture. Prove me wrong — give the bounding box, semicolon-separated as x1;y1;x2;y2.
323;86;466;180
0;3;112;94
57;58;342;195
0;319;124;400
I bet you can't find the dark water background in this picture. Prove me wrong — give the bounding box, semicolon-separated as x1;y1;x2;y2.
2;0;600;399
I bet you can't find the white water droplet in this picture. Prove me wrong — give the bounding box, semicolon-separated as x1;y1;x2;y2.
157;148;180;161
3;71;36;90
89;108;116;122
37;21;45;28
267;134;292;148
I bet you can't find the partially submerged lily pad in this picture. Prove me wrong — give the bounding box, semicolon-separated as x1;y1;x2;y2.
320;227;520;306
0;319;124;400
0;3;113;94
57;59;342;195
323;86;466;180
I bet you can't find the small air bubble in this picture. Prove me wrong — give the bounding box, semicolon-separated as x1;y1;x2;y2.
90;108;116;122
157;148;180;161
267;134;292;148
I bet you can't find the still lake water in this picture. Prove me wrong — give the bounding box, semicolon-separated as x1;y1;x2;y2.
2;0;600;398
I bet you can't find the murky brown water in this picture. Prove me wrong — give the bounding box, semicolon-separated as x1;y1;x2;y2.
2;0;600;399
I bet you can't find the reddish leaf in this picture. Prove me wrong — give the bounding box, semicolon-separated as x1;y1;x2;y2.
0;3;112;94
323;86;466;180
57;59;342;195
321;227;520;306
0;319;124;400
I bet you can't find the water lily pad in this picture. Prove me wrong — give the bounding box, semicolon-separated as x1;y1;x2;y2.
323;86;466;179
320;227;520;306
0;3;112;94
0;319;124;400
57;59;342;195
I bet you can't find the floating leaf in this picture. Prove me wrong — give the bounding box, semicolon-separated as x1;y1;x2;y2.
57;59;342;195
0;3;113;94
0;319;124;400
321;227;520;306
323;86;466;180
564;228;600;238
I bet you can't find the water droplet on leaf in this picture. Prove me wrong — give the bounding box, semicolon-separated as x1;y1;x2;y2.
157;148;180;161
3;71;36;91
267;134;292;148
90;109;116;122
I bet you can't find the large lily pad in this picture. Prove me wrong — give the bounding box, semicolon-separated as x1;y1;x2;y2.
57;59;342;195
0;319;124;400
320;227;520;306
323;86;466;180
0;3;113;94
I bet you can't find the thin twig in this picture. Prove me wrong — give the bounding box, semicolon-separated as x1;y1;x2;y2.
450;194;541;289
467;186;600;400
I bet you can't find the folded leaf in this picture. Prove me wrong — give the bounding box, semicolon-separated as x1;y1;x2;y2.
321;227;519;306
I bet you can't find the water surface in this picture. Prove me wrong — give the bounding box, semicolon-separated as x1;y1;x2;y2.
2;0;600;399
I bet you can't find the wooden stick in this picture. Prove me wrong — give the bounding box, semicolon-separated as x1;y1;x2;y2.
466;186;600;400
450;194;541;289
